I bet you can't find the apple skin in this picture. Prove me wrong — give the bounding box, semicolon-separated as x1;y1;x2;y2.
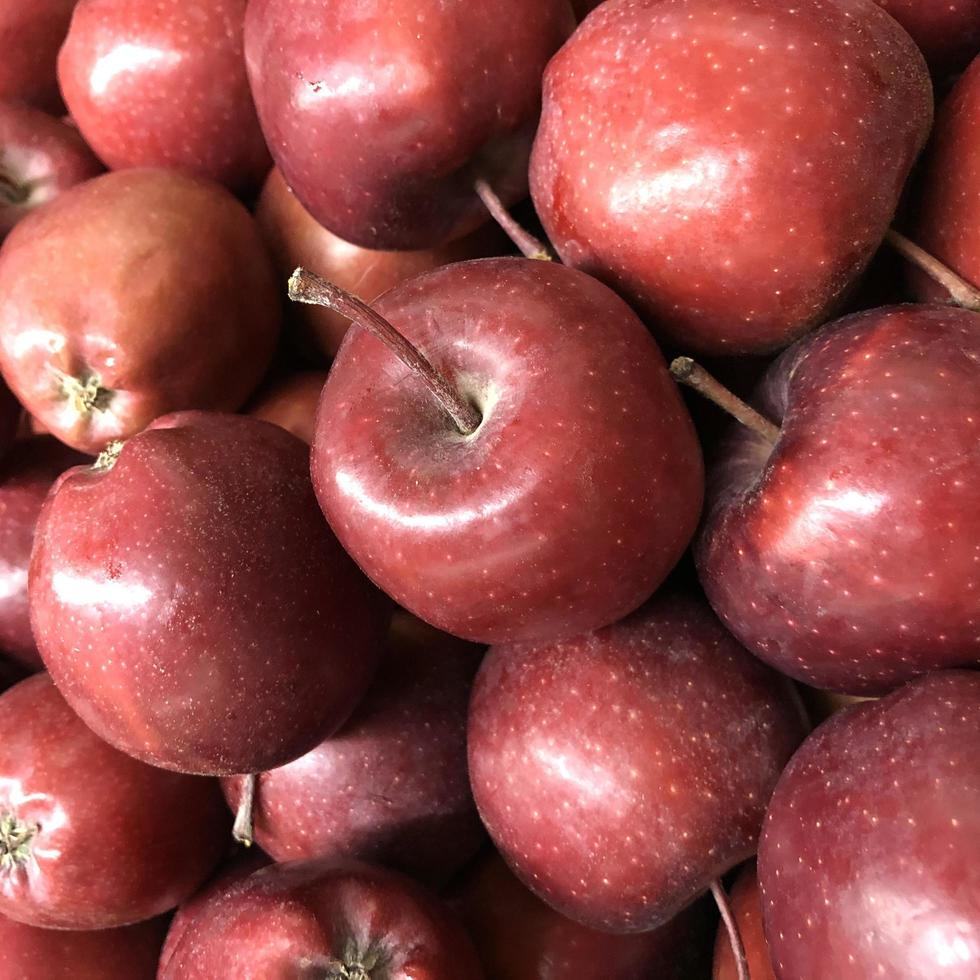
256;168;510;358
713;863;775;980
0;437;87;670
0;168;281;454
244;0;575;250
759;670;980;980
58;0;270;195
248;370;327;444
0;673;228;929
312;257;703;645
455;853;715;980
530;0;932;355
222;613;485;884
875;1;980;78
0;0;77;112
0;101;103;240
467;592;807;933
696;304;980;695
29;412;386;776
157;858;483;979
0;912;167;979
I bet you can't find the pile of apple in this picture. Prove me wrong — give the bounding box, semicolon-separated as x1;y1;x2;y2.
0;0;977;977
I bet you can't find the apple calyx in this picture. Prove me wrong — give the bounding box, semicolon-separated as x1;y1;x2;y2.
473;178;554;261
299;944;391;980
93;439;124;472
711;878;750;980
885;229;980;310
0;811;37;872
670;357;780;446
0;169;29;207
231;772;257;847
288;268;482;435
58;370;113;418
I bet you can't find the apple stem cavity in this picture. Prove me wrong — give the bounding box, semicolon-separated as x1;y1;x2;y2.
0;812;36;871
232;772;257;847
885;229;980;310
670;357;780;445
711;877;750;980
288;268;482;435
473;178;554;261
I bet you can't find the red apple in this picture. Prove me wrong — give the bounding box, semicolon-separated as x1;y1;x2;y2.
307;258;703;645
759;670;980;979
244;0;574;249
530;0;932;354
0;101;103;240
875;0;980;78
456;853;715;980
157;858;483;979
0;911;167;979
0;673;227;929
696;304;980;694
0;168;280;453
0;0;77;112
467;592;807;933
247;370;327;444
29;412;385;775
0;437;86;670
713;863;775;980
222;613;484;883
58;0;270;195
256;167;510;358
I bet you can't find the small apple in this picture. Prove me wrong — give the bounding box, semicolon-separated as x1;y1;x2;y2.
713;863;775;980
247;370;327;444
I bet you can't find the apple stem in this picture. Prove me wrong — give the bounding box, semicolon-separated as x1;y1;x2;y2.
885;229;980;310
288;268;482;436
670;357;780;445
232;773;257;847
711;878;750;980
473;178;554;261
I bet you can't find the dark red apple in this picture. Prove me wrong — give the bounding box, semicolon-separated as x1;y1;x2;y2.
256;167;510;358
467;592;807;933
0;168;280;453
0;437;86;670
247;370;326;444
158;858;483;979
713;863;774;980
306;258;703;645
244;0;574;249
759;670;980;979
456;853;715;980
0;911;167;979
0;0;77;112
222;613;484;883
0;101;103;239
530;0;932;355
0;673;227;929
58;0;270;195
875;0;980;78
695;304;980;694
29;412;384;775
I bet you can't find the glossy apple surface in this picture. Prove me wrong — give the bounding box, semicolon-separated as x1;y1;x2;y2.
875;0;980;78
713;863;774;980
247;370;326;444
456;854;715;980
0;101;103;239
759;670;980;979
0;168;280;453
468;592;807;932
256;167;509;357
0;437;86;669
0;911;167;979
58;0;270;194
530;0;932;354
245;0;574;249
312;258;703;645
0;673;227;929
30;412;384;775
158;858;483;979
697;304;980;694
223;613;484;883
0;0;77;111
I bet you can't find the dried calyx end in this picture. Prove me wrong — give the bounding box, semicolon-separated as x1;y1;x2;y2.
299;942;391;980
0;169;29;207
94;439;124;472
0;812;36;871
60;372;113;418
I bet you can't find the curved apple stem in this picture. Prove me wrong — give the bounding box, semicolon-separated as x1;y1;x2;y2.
711;878;750;980
885;229;980;310
288;268;481;436
473;178;554;261
232;773;257;847
670;357;779;446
